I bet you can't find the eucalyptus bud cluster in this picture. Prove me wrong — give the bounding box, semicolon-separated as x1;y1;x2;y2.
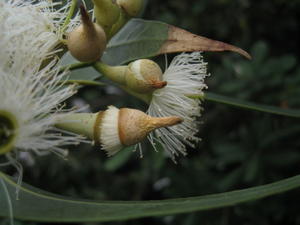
55;106;182;156
66;0;145;62
93;0;144;39
92;0;121;35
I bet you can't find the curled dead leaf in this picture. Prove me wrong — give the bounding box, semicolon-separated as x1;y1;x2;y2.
159;25;251;59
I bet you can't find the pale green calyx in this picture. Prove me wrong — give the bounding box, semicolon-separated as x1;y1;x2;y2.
0;110;18;155
116;0;144;17
55;113;99;140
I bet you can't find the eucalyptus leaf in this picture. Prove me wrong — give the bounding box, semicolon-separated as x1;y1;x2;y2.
103;19;250;66
102;19;168;65
204;92;300;118
1;172;300;222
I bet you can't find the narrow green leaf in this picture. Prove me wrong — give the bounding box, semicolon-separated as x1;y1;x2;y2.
1;172;300;222
204;92;300;118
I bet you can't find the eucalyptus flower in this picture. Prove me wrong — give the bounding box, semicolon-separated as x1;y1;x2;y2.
94;52;208;161
147;52;208;160
0;59;83;158
0;0;80;65
55;106;182;157
0;0;84;171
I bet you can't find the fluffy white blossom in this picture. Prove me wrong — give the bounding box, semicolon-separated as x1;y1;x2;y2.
0;0;84;162
0;61;83;156
147;52;208;161
0;0;80;67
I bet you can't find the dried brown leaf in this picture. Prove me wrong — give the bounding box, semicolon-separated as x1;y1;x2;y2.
159;25;251;59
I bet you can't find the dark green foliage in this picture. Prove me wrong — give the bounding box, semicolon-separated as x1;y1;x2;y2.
2;0;300;224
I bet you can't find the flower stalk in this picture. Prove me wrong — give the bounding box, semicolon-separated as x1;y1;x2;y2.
93;62;127;85
61;0;78;34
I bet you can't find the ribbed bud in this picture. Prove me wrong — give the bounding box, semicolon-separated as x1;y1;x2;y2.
67;6;107;62
125;59;167;93
117;0;144;17
55;106;182;156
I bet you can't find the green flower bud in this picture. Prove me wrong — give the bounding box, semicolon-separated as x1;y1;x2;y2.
117;0;144;17
93;0;121;35
93;59;167;96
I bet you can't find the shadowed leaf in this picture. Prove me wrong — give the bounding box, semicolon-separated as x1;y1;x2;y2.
202;92;300;118
1;172;300;222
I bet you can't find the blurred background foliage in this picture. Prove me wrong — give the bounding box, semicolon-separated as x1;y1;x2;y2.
2;0;300;224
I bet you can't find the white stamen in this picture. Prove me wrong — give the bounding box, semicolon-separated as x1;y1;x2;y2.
148;52;208;161
0;0;85;191
99;106;123;156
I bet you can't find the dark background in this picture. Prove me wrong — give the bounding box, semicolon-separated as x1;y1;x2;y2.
2;0;300;224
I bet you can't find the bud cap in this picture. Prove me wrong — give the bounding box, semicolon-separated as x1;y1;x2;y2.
126;59;167;93
98;106;182;156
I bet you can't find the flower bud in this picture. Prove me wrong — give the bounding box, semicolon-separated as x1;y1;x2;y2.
55;106;182;156
117;0;144;17
93;59;167;95
125;59;167;93
67;6;107;62
93;0;121;35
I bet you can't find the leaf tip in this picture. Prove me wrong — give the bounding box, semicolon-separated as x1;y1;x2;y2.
230;47;252;60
